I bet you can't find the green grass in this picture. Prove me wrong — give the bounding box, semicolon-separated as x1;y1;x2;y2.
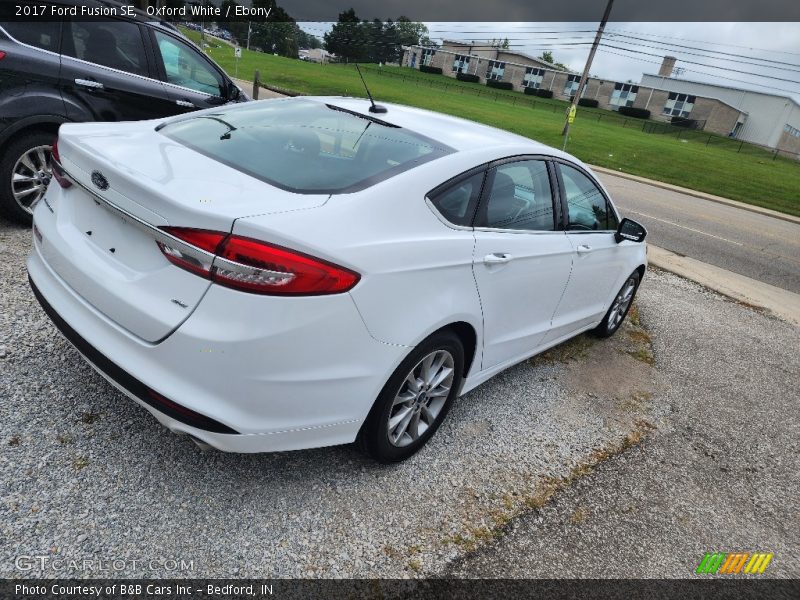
186;29;800;216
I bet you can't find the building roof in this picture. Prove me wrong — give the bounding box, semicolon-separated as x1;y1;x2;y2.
438;40;571;72
641;73;800;110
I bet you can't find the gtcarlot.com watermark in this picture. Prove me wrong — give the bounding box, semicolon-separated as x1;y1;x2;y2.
14;555;194;574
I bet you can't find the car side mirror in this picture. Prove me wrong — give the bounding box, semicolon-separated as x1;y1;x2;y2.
226;82;241;102
615;218;647;243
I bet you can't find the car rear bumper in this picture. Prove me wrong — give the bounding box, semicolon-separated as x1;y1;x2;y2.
27;241;406;453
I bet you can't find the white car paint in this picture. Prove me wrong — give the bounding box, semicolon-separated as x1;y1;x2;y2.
28;96;646;453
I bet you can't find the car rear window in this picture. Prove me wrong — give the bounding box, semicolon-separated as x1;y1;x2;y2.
158;99;453;194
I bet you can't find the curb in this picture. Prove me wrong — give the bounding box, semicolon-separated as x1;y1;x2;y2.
647;245;800;327
590;165;800;226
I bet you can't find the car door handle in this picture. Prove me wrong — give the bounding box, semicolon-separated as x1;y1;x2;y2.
576;244;593;254
483;253;512;265
75;78;104;90
175;99;195;108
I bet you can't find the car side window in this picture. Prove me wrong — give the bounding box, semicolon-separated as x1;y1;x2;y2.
1;20;61;52
153;31;224;97
559;163;619;231
429;172;484;227
477;159;555;231
63;20;148;76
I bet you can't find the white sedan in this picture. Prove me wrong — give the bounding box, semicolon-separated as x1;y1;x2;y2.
28;97;647;462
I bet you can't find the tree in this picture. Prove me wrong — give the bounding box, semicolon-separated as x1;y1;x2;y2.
538;50;570;71
490;37;510;49
395;17;434;47
219;1;248;43
324;11;432;63
248;1;301;58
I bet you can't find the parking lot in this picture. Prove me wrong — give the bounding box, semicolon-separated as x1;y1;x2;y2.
1;218;798;578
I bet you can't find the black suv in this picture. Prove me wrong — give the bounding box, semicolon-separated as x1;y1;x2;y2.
0;0;247;224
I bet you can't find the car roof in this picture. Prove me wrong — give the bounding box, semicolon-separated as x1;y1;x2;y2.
309;96;566;156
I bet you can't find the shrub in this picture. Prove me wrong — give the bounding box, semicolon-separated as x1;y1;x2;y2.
456;72;480;83
419;65;442;75
618;106;651;119
486;80;513;90
578;98;599;108
524;87;553;98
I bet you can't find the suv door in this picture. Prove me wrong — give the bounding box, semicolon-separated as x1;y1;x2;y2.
59;18;175;122
149;28;232;114
546;161;623;339
470;158;573;370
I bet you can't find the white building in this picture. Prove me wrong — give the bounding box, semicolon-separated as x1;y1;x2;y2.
640;73;800;152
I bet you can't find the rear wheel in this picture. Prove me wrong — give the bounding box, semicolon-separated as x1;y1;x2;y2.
358;331;464;463
592;271;640;338
0;130;54;225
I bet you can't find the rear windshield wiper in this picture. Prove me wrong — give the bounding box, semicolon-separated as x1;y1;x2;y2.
325;104;399;128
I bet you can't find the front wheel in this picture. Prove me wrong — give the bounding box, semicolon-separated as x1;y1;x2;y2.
592;271;641;338
358;331;464;463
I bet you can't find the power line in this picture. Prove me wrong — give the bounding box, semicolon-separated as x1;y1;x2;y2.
600;44;800;85
597;49;800;96
606;27;800;58
606;32;800;71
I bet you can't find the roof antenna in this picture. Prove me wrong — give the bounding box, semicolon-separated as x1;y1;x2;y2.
355;64;387;114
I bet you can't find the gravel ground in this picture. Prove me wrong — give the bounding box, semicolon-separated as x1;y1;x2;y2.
1;218;661;578
448;266;800;577
2;215;795;579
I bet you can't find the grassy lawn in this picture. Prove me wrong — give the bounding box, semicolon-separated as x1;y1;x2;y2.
187;30;800;216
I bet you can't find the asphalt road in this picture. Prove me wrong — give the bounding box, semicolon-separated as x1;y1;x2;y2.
597;172;800;295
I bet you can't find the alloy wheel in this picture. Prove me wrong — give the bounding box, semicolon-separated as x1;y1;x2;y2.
12;144;53;214
387;350;455;447
607;276;637;331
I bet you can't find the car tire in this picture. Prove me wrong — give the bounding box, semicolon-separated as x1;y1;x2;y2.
0;130;55;226
592;271;641;338
358;331;465;463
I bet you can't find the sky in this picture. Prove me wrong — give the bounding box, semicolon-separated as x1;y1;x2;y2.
298;22;800;103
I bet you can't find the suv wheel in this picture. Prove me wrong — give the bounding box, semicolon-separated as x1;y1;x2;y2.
0;131;54;225
358;331;464;463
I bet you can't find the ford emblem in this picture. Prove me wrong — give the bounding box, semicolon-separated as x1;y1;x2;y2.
91;171;109;191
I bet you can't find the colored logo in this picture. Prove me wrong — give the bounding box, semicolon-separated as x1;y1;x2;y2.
696;552;773;575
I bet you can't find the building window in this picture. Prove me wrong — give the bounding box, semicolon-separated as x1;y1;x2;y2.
452;54;470;74
421;48;435;67
486;60;506;81
523;67;545;89
563;74;583;97
663;92;696;118
784;124;800;138
609;83;638;110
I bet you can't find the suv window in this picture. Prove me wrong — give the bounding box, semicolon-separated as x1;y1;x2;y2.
559;163;618;231
429;172;484;227
477;160;555;231
63;20;148;76
154;31;223;96
1;21;61;52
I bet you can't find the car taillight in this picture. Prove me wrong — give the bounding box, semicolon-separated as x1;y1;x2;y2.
51;138;72;189
157;227;359;295
0;51;6;60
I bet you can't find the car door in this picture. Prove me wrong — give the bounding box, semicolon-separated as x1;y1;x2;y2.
149;28;231;115
471;158;573;370
546;161;625;339
59;18;176;122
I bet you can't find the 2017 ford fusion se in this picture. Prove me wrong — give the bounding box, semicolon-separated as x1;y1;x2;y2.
28;97;647;462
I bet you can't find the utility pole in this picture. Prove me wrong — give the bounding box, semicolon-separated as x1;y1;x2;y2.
561;0;614;147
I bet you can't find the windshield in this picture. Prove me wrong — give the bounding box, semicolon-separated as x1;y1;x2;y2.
158;99;453;194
